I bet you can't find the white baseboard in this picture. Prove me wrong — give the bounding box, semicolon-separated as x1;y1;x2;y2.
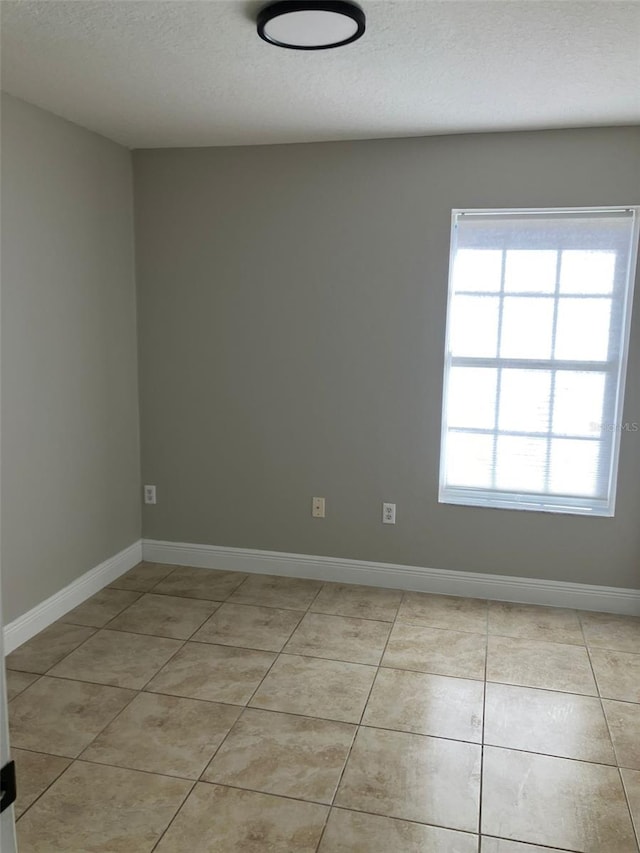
6;536;635;654
3;540;142;654
143;539;640;616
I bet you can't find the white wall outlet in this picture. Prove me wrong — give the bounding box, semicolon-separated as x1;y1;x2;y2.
144;485;157;505
382;502;396;524
312;496;326;518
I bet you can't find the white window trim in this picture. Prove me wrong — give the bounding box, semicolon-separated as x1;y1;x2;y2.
439;205;640;517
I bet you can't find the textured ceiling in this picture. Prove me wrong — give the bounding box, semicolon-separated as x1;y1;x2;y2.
1;0;639;149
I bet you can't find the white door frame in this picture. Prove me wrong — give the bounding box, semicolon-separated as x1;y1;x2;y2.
1;241;18;849
0;572;18;852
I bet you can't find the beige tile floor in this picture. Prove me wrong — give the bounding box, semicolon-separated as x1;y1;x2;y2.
4;563;640;853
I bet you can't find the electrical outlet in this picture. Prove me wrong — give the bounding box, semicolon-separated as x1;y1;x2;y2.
144;485;157;505
382;502;396;524
312;496;325;518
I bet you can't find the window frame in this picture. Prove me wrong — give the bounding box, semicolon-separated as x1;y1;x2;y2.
438;206;640;517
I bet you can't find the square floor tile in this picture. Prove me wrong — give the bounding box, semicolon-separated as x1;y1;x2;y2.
228;573;323;610
362;667;484;742
6;622;95;674
486;636;596;695
397;593;488;634
11;750;71;818
590;648;640;702
192;602;302;651
107;593;219;639
109;561;177;592
580;611;640;653
6;670;38;702
284;612;391;665
60;588;142;628
16;761;191;853
602;699;640;770
250;654;376;723
153;566;247;600
318;809;479;853
154;783;328;853
382;623;486;679
145;641;275;704
488;602;583;645
310;584;402;622
9;676;135;757
621;769;640;845
481;839;574;853
203;708;355;802
482;746;637;851
484;682;615;763
81;691;241;778
48;629;182;689
335;727;481;832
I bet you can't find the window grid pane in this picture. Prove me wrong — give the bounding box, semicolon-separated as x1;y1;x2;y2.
440;207;639;516
490;249;507;489
543;248;563;493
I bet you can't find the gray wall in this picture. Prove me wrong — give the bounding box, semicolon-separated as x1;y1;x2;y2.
133;127;636;590
1;93;141;622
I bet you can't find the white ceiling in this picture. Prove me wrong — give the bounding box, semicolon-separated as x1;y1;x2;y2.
1;0;639;149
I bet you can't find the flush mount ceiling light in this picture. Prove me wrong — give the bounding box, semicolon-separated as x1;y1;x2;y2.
257;1;365;50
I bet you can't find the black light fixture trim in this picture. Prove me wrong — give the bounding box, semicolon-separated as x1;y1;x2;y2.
257;1;366;50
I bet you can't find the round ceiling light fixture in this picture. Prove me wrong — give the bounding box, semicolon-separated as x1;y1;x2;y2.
257;1;365;50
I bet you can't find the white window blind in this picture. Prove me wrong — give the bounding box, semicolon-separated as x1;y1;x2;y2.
439;207;639;516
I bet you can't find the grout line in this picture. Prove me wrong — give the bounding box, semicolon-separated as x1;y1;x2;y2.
62;607;219;640
305;582;326;613
73;755;195;783
480;834;587;852
195;705;251;785
192;774;336;809
11;754;73;824
72;685;155;766
188;635;300;653
19;657;636;702
471;742;622;770
356;609;398;729
22;665;640;765
189;603;316;785
207;782;481;839
313;588;404;851
8;569;640;851
581;615;639;848
221;571;324;614
201;597;308;613
124;635;192;697
210;577;371;732
189;610;305;654
107;561;177;594
12;646;638;706
64;604;640;654
22;625;103;677
291;610;398;627
235;645;289;716
192;584;342;849
15;746;629;853
157;775;483;840
5;673;41;704
148;778;197;853
478;602;489;839
187;598;325;785
105;594;219;633
620;770;640;852
27;626;190;692
263;648;383;668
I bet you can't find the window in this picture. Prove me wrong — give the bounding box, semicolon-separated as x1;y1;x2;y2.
439;207;639;516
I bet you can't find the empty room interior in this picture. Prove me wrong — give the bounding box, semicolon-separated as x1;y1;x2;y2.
1;1;639;851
